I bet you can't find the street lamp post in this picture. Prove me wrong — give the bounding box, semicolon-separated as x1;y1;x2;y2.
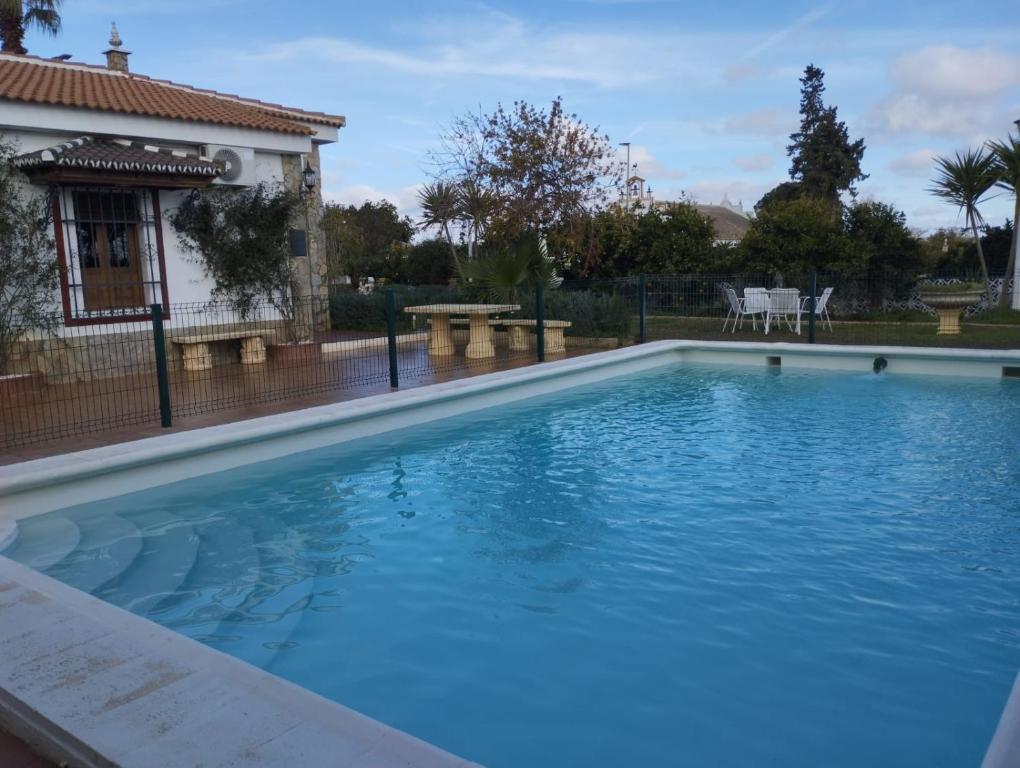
619;141;631;206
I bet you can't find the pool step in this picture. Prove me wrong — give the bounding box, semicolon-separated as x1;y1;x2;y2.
214;580;311;671
148;514;261;627
2;515;81;571
44;512;143;595
95;511;199;616
204;517;310;670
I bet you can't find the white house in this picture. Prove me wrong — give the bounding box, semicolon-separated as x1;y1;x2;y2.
617;176;751;245
0;26;345;332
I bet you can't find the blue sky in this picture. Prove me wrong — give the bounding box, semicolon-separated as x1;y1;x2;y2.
24;0;1020;231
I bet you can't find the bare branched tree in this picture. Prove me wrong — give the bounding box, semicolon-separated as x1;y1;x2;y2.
424;98;621;264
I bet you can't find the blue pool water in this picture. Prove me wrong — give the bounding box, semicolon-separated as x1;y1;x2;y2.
6;364;1020;767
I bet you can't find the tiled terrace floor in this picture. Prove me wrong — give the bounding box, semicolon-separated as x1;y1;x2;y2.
1;340;613;465
0;730;53;768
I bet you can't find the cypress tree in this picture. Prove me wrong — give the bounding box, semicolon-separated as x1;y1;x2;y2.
786;65;867;202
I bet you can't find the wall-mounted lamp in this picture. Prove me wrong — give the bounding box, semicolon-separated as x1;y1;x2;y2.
300;159;318;197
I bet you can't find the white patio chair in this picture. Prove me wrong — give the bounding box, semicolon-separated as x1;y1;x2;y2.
800;287;834;331
742;288;769;332
765;288;802;335
722;288;747;332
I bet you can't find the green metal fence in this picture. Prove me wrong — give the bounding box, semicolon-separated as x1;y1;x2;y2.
1;272;1017;455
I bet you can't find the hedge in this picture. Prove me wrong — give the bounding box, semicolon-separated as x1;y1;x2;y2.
330;284;635;341
329;284;466;332
517;288;634;340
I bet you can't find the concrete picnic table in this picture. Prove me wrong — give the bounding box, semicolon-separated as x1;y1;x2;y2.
403;303;519;359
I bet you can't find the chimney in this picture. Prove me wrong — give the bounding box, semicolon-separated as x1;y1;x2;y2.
102;23;130;72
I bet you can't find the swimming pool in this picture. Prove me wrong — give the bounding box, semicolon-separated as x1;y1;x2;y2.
5;363;1020;767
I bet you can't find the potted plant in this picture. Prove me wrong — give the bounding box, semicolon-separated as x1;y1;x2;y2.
0;139;60;395
917;281;984;335
171;182;319;361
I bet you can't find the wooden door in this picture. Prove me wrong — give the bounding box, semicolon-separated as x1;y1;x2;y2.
74;192;144;313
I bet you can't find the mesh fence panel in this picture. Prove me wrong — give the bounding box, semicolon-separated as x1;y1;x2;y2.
642;273;1020;349
1;311;160;449
2;273;1017;455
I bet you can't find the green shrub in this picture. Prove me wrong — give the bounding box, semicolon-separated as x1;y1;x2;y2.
330;283;634;340
329;284;469;332
517;289;634;340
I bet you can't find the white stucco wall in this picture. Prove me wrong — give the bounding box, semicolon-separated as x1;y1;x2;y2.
1;117;320;336
254;152;285;185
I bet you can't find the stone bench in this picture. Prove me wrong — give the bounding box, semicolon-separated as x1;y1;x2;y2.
427;318;572;352
500;319;572;353
170;330;267;371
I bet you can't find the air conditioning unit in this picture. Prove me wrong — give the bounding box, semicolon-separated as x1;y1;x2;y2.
202;145;256;187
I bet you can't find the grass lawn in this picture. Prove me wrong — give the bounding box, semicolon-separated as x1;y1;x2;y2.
643;315;1020;349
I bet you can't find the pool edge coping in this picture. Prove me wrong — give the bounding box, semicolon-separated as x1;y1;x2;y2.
2;339;1019;767
2;339;1018;504
984;673;1020;768
0;341;683;504
0;555;482;768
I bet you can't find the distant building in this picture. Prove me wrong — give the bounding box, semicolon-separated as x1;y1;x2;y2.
689;200;751;245
616;177;751;245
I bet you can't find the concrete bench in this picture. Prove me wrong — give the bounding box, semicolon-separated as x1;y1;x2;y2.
426;317;572;352
170;330;266;371
500;319;572;353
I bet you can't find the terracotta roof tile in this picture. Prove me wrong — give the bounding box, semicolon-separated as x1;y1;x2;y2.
13;136;224;176
0;55;345;136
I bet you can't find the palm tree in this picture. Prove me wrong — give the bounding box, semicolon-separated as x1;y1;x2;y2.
459;231;559;304
930;148;1000;298
417;181;460;266
0;0;63;55
457;180;498;261
987;134;1020;309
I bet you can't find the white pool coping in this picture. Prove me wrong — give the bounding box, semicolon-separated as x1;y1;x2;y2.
1;339;1019;767
0;556;480;768
0;341;683;521
2;340;1018;524
984;673;1020;768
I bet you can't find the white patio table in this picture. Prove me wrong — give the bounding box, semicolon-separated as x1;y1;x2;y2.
403;303;520;359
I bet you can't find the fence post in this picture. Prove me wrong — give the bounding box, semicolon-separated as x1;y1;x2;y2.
385;288;399;388
535;282;545;363
808;271;817;344
638;273;647;344
150;303;172;428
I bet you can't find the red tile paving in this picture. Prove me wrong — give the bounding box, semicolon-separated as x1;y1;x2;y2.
0;730;53;768
1;343;609;465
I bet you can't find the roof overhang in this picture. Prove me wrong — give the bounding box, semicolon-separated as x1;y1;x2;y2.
13;136;224;188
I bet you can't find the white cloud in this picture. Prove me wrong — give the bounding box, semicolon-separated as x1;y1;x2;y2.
869;45;1020;139
738;2;838;62
721;108;795;138
686;179;773;208
856;183;887;202
324;183;424;221
888;148;937;175
733;154;775;172
618;144;684;180
892;46;1020;99
231;10;846;92
911;204;948;219
870;93;1014;139
240;27;712;90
